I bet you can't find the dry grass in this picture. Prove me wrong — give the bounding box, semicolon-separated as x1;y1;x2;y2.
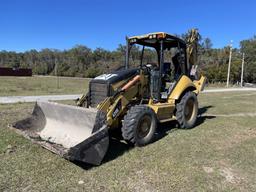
0;76;89;96
0;89;256;191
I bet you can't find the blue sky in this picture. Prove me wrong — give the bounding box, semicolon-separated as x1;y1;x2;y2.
0;0;255;52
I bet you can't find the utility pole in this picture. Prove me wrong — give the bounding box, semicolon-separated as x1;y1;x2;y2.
226;40;233;87
55;58;59;89
240;53;245;87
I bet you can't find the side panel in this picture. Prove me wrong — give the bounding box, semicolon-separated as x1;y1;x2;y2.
148;102;175;122
168;75;196;101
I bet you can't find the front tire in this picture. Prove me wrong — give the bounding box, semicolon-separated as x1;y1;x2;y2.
176;91;198;129
122;105;157;146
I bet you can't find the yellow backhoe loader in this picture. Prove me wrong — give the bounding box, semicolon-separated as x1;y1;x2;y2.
13;29;206;165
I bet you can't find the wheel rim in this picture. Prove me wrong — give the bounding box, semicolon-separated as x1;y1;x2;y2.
184;98;195;122
137;115;151;139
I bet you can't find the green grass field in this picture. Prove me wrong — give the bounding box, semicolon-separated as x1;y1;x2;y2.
0;78;256;191
0;76;89;96
0;76;241;97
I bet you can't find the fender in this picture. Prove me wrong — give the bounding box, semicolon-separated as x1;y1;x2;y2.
168;75;196;101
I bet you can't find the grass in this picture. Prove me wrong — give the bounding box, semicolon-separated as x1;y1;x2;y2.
0;89;256;191
0;76;89;96
0;75;242;97
205;82;240;89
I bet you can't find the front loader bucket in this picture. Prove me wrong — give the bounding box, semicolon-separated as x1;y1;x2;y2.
13;101;109;165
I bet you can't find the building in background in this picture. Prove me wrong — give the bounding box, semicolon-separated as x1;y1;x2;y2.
0;67;32;76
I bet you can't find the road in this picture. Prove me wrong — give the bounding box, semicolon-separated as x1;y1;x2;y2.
0;94;81;104
202;87;256;93
0;87;256;104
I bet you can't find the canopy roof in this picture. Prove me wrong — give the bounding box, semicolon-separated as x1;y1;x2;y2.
128;32;186;49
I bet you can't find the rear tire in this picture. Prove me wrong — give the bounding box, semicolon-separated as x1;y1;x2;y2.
122;105;157;146
176;91;198;129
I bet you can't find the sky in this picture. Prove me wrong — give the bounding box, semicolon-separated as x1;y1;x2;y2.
0;0;255;52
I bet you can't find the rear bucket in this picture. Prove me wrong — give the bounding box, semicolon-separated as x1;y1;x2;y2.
13;101;109;165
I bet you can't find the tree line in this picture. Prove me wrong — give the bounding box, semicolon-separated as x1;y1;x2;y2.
199;36;256;84
0;33;255;83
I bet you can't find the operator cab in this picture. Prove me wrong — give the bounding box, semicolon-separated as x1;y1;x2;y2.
127;32;189;102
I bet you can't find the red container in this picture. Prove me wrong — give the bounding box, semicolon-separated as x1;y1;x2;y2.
0;67;32;76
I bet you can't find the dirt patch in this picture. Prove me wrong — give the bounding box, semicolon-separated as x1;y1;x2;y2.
4;145;17;154
203;112;256;117
126;170;157;192
203;166;214;173
219;167;243;184
223;93;256;99
211;126;256;151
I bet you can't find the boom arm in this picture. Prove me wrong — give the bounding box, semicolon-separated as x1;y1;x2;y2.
186;29;200;67
185;29;206;91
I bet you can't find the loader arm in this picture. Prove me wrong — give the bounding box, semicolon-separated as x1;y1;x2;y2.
97;73;146;129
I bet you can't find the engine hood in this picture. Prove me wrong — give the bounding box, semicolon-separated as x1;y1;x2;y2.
93;68;138;84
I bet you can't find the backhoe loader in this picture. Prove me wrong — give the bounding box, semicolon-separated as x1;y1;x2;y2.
13;29;206;165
